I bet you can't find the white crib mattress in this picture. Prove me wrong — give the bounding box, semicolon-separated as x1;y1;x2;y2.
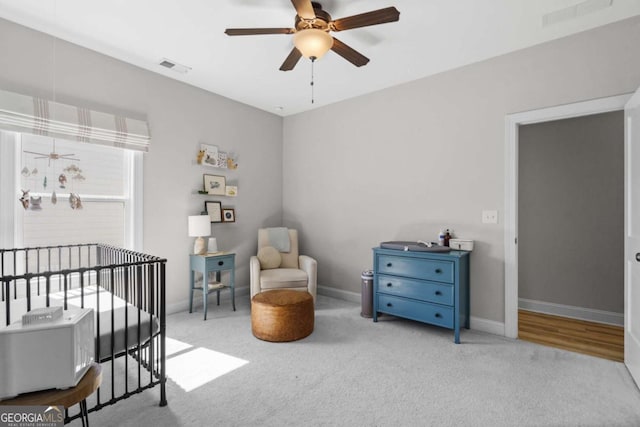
0;285;159;360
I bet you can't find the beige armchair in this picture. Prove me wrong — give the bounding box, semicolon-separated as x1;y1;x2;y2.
250;228;317;303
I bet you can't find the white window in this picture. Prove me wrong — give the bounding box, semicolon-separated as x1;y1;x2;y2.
0;131;142;249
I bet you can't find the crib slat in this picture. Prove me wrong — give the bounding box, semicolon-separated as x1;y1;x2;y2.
3;280;9;325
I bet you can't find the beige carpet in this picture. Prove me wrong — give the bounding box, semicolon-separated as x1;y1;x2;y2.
83;294;640;427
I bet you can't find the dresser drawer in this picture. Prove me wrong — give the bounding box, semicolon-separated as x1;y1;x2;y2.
377;255;454;283
376;274;454;306
377;294;454;329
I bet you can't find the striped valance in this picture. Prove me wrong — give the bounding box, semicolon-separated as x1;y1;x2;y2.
0;89;150;152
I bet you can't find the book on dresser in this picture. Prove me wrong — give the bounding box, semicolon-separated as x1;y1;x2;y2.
372;246;470;343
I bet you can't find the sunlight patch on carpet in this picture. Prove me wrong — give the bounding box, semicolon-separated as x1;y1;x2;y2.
165;337;193;357
166;347;249;392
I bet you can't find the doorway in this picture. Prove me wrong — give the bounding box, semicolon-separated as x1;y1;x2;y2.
515;111;624;360
504;94;631;339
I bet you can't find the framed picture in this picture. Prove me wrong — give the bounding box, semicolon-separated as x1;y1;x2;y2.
222;208;235;223
225;185;238;197
203;174;226;196
200;144;219;167
205;201;222;223
218;151;228;169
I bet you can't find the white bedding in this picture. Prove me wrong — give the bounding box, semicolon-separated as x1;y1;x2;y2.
0;285;159;360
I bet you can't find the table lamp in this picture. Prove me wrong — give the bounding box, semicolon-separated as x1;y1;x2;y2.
188;215;211;255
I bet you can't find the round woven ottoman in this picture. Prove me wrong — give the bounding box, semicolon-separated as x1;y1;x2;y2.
251;290;314;342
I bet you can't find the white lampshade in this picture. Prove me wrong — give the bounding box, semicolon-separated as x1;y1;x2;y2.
188;215;211;255
293;29;333;59
188;215;211;237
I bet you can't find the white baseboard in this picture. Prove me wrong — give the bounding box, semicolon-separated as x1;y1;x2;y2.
470;316;505;336
519;298;623;326
318;285;360;303
166;301;186;315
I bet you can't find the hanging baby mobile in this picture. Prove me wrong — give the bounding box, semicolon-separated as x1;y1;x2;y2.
19;140;86;211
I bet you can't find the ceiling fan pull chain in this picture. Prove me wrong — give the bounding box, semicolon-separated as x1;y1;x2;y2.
310;57;315;104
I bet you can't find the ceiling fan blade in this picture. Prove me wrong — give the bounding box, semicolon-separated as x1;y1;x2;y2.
331;7;400;32
225;28;294;36
279;47;303;71
290;0;316;20
330;37;369;67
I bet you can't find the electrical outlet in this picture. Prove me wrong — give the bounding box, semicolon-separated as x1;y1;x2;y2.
482;210;498;224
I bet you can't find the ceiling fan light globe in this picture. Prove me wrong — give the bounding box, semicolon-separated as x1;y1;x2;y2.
294;29;333;60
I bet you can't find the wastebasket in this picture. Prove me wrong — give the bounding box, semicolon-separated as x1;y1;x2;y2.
361;270;374;318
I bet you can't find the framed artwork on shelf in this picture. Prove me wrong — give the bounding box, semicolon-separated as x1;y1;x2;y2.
222;208;235;223
218;151;228;169
225;185;237;197
199;144;219;167
205;201;222;223
203;174;226;195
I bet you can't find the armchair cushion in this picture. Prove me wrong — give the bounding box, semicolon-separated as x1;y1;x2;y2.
257;246;281;269
258;228;299;268
260;268;309;290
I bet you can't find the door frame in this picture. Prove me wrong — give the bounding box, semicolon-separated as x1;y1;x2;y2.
504;94;632;339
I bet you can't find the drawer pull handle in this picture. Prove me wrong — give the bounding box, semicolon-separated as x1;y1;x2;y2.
386;303;393;307
386;283;392;287
636;253;640;262
435;313;442;318
218;261;224;266
435;291;442;296
435;268;442;274
386;263;393;267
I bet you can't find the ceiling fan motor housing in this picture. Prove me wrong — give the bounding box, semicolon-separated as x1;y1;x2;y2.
295;8;331;32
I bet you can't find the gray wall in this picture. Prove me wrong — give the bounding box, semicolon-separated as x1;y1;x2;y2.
282;16;640;324
518;111;624;313
0;18;283;311
2;14;640;325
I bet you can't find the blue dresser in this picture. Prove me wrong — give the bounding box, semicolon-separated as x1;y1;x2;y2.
372;247;470;343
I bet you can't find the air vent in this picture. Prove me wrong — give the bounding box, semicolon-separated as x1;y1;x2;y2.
543;0;613;27
158;58;192;74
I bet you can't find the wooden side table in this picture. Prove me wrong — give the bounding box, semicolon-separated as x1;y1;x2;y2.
0;363;102;426
189;253;236;320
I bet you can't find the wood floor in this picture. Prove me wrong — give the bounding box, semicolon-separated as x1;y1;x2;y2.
518;309;624;362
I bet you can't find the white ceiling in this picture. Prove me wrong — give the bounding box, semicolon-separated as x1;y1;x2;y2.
0;0;639;116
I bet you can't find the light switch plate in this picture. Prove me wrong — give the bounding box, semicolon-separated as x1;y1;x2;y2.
482;210;498;224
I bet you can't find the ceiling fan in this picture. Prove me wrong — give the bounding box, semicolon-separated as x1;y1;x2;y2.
225;0;400;71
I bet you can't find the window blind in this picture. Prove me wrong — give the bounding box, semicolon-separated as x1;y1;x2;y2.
0;89;150;152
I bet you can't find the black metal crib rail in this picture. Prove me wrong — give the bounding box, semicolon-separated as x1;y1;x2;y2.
0;243;167;421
